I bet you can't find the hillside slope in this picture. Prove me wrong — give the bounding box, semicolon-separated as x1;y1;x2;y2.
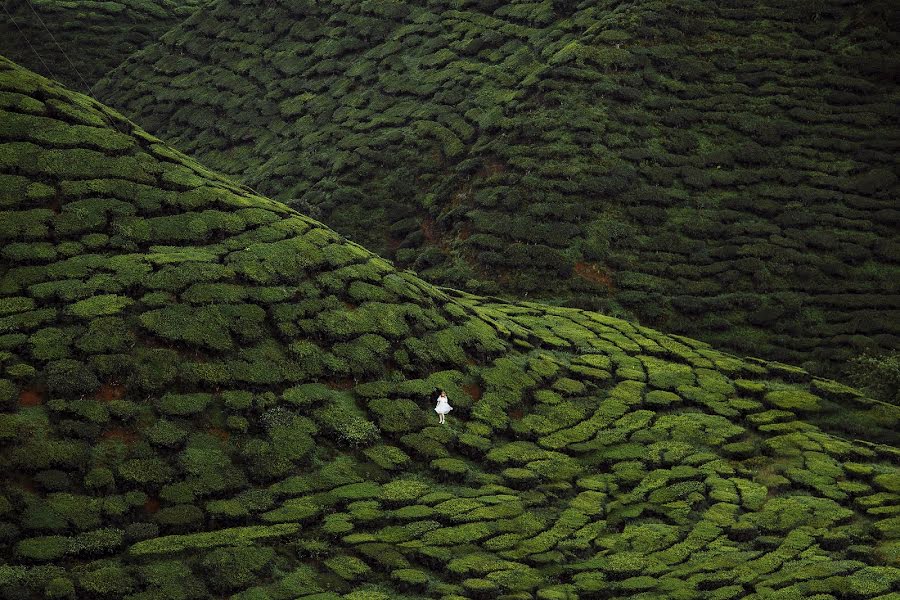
0;0;205;92
93;0;900;378
2;57;899;599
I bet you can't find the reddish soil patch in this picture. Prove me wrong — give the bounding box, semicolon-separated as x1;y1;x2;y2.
328;378;356;390
95;383;126;402
463;383;482;402
449;184;473;208
343;301;357;310
421;216;439;244
102;427;138;444
421;216;453;253
207;426;230;442
457;224;473;241
573;261;614;289
475;157;507;179
10;474;35;492
385;235;402;252
144;497;161;514
19;387;44;407
508;407;524;420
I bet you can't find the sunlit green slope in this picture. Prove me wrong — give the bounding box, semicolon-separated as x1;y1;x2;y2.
93;0;900;378
1;56;898;600
0;0;205;92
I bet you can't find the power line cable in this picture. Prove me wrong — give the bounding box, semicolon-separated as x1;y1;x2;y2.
21;0;94;95
2;1;59;83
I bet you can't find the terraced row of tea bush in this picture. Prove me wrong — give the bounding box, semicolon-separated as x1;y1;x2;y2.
1;57;898;599
0;0;205;92
92;0;900;378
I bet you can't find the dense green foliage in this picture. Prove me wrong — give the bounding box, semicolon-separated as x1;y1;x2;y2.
847;350;900;406
1;56;898;599
0;0;204;92
92;0;900;377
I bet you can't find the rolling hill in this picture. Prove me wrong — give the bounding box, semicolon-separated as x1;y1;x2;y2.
1;56;899;599
92;0;900;378
0;0;206;92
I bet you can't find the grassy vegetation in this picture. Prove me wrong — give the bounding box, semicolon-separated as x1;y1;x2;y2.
89;0;900;379
0;56;898;599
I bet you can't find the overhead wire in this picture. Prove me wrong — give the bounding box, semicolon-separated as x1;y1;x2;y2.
1;0;60;84
19;0;95;95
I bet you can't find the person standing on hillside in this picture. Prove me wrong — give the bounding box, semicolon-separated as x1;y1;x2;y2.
435;390;453;424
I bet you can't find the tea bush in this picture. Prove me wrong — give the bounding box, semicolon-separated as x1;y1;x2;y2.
0;56;895;600
88;0;900;379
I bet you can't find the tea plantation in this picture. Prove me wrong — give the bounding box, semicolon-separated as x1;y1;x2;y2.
1;56;899;599
90;0;900;378
0;0;205;92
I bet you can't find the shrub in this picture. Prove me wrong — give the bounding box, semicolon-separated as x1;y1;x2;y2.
124;522;158;543
421;522;494;546
45;576;76;599
282;383;336;407
845;350;899;405
154;504;204;528
644;390;681;407
146;419;188;447
200;546;276;593
268;415;317;463
33;478;73;503
67;295;133;319
127;348;178;391
139;305;234;350
45;359;98;397
222;390;253;410
76;317;133;353
315;396;380;447
117;458;173;486
83;467;115;491
431;458;469;477
77;563;134;596
764;389;821;411
369;397;425;433
69;528;124;557
29;327;77;360
226;415;249;432
15;535;70;561
128;524;300;556
392;568;428;585
324;555;371;580
156;393;212;416
378;479;430;504
363;445;411;470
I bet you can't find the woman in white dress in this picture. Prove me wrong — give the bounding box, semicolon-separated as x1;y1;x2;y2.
434;390;453;424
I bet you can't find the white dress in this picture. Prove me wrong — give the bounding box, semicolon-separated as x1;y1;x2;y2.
435;396;453;415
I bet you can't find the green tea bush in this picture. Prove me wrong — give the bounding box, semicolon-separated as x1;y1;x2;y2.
76;563;134;597
117;458;173;486
45;359;98;397
315;396;380;447
15;535;70;561
200;546;276;593
0;54;895;600
156;393;212;416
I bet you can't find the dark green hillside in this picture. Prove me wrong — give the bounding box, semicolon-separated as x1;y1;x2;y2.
0;0;205;92
93;0;900;378
2;57;899;599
